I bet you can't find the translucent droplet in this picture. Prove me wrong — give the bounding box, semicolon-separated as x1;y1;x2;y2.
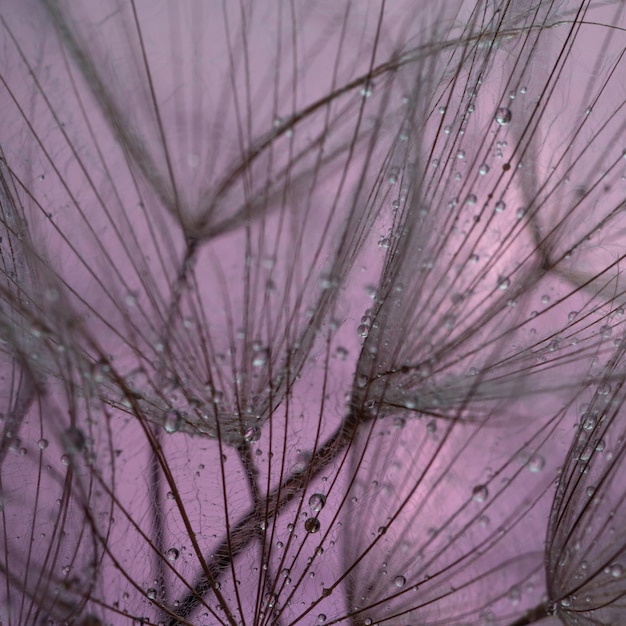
357;324;370;338
166;548;179;562
163;409;182;434
494;200;506;213
318;614;327;623
252;345;269;367
336;346;348;360
478;163;490;175
472;484;488;502
244;426;261;443
147;588;157;600
394;575;406;588
309;493;327;512
509;585;521;606
495;107;512;126
360;81;374;98
610;564;623;578
37;438;49;450
528;455;545;473
305;518;321;533
466;193;477;205
364;284;377;299
498;277;510;291
264;592;277;608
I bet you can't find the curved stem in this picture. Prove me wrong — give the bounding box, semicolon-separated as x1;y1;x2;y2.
167;411;359;624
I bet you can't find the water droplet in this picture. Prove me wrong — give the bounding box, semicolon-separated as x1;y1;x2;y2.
37;438;49;450
147;588;157;600
309;493;327;512
528;455;545;473
163;409;182;434
336;346;348;360
360;81;374;98
495;107;512;125
166;548;179;561
394;575;406;588
494;200;506;213
497;276;510;291
364;284;377;299
244;426;261;443
610;563;623;578
318;614;327;623
472;484;488;502
393;416;406;429
252;345;269;367
305;518;321;533
264;592;277;608
478;163;490;175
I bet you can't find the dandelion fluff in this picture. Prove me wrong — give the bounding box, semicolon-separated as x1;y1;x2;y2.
0;1;624;625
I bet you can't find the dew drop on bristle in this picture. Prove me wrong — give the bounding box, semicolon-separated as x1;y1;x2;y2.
495;107;512;125
309;493;327;512
394;575;406;588
305;518;321;533
472;485;489;503
163;409;182;434
244;426;261;443
528;455;545;473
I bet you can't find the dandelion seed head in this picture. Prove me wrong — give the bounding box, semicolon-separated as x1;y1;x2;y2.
1;0;625;624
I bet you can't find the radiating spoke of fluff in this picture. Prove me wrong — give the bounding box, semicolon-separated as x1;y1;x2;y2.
0;0;411;446
0;0;624;625
545;354;626;625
